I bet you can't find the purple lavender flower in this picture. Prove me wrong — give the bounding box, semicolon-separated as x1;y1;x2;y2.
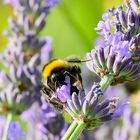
89;1;140;85
8;122;25;140
56;76;71;103
1;0;63;140
0;0;55;138
57;82;126;129
87;3;140;85
2;0;54;64
87;0;140;84
0;0;54;115
86;44;140;85
95;1;140;60
95;13;112;37
0;83;34;114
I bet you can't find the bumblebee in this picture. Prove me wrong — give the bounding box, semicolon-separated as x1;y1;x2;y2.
41;58;87;112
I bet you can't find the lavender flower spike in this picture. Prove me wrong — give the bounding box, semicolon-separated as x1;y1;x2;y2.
113;105;140;140
64;83;123;129
0;83;32;114
88;0;140;85
86;44;140;85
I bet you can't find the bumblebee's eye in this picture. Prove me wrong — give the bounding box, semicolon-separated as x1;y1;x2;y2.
51;74;57;82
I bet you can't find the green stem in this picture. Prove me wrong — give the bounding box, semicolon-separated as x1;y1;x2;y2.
68;122;85;140
100;74;113;93
2;112;13;140
61;121;78;140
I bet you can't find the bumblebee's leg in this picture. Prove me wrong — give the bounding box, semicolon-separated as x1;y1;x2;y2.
41;84;63;112
63;70;83;95
54;81;60;91
71;66;83;85
41;84;52;98
70;66;85;93
64;67;83;86
49;97;64;112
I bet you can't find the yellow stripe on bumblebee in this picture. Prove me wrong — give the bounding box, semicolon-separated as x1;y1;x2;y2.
42;59;69;80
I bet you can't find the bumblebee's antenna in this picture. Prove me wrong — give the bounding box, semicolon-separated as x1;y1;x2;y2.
65;57;91;63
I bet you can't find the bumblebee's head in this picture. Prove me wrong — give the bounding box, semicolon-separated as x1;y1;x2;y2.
42;59;70;81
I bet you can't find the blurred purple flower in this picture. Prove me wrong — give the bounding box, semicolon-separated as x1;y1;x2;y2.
8;122;25;140
93;102;140;140
112;106;140;140
40;37;53;66
46;0;61;8
0;0;54;115
105;85;130;118
106;85;128;99
111;101;130;118
3;0;19;6
1;0;64;139
0;83;34;114
22;101;68;139
4;0;61;9
39;99;67;136
0;115;6;138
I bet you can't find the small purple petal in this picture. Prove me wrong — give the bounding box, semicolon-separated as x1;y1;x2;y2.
56;85;70;103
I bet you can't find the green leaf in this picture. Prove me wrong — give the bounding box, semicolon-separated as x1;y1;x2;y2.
0;1;11;52
42;0;104;58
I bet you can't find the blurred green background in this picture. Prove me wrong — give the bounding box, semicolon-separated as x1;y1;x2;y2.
0;0;123;59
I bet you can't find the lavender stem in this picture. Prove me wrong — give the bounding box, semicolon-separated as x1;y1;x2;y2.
61;121;78;140
100;74;113;93
2;112;13;140
68;122;85;140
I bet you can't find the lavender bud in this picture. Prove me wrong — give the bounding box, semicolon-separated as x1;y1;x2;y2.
127;9;136;25
117;7;127;27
